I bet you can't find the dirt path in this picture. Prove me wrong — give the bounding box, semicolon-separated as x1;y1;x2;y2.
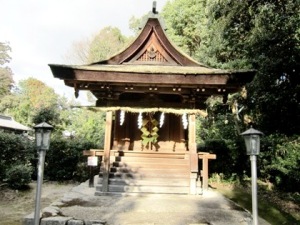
0;182;76;225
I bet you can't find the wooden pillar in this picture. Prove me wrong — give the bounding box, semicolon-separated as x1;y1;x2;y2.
102;111;113;192
188;114;198;194
202;156;209;190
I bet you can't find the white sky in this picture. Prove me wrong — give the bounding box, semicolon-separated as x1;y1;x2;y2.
0;0;169;104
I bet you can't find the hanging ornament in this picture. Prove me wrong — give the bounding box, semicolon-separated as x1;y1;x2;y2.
159;112;165;128
138;112;143;129
182;113;188;129
120;110;125;126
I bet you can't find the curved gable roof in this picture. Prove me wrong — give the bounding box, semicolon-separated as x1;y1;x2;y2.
91;15;205;67
49;11;255;110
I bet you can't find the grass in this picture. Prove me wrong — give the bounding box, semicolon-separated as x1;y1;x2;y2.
211;181;300;225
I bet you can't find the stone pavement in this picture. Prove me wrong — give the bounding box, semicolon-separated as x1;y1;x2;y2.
23;179;272;225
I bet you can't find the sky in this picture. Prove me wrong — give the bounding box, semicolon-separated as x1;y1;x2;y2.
1;0;169;104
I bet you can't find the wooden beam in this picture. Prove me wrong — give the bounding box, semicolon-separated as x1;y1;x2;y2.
198;153;217;190
102;111;113;192
83;150;104;156
96;99;195;109
74;70;230;85
198;153;217;160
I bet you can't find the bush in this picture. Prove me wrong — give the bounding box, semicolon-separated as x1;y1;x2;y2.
260;135;300;191
44;136;97;181
0;131;34;181
5;164;32;189
201;138;249;179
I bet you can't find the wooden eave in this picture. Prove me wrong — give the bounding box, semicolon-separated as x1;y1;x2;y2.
50;64;254;88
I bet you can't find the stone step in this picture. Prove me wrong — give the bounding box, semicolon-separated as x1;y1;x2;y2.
96;184;190;194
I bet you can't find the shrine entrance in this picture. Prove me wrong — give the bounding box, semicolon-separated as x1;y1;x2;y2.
50;7;255;194
113;111;187;152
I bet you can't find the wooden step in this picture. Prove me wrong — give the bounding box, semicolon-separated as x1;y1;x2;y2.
108;166;188;173
110;161;189;169
112;151;188;159
98;177;190;186
97;152;191;194
113;156;189;163
99;171;189;179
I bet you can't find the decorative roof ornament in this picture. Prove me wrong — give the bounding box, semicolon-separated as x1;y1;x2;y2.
152;1;158;14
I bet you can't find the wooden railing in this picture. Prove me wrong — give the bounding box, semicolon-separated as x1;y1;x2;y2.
198;152;216;190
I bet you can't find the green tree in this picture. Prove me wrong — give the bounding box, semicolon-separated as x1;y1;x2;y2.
162;0;300;136
66;26;131;64
162;0;300;190
88;26;129;63
0;78;61;127
62;107;105;148
162;0;206;57
204;0;300;135
0;42;14;98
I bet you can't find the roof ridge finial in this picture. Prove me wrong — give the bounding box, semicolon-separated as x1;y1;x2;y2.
152;1;158;14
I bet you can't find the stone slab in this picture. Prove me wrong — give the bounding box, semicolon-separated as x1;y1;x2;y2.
40;216;73;225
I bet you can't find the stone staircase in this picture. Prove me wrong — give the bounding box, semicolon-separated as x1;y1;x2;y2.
95;151;191;194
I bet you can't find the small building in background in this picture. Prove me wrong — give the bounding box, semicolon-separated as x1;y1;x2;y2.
0;115;31;134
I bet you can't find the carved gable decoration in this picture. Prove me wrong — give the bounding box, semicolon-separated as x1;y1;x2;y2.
136;44;167;64
125;31;176;65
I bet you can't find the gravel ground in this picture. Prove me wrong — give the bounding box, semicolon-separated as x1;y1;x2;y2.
44;179;272;225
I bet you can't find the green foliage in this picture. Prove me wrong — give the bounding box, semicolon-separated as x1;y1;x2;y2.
5;164;32;189
0;78;61;128
213;0;300;135
44;137;97;181
163;0;300;135
88;26;130;63
32;107;60;127
197;106;248;179
0;42;14;98
0;131;34;181
260;135;300;191
162;0;205;56
0;42;12;65
61;108;105;148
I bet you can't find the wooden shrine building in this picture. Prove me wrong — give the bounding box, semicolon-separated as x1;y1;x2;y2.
49;8;255;194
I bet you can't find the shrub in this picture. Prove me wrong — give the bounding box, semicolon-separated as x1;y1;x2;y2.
201;138;249;179
44;137;97;181
0;131;34;181
5;164;32;189
259;135;300;191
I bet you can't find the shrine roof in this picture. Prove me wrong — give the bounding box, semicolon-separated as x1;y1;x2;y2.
50;14;254;79
50;64;253;75
49;8;255;110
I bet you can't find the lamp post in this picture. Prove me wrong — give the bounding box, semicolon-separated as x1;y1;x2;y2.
241;127;263;225
33;122;53;225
